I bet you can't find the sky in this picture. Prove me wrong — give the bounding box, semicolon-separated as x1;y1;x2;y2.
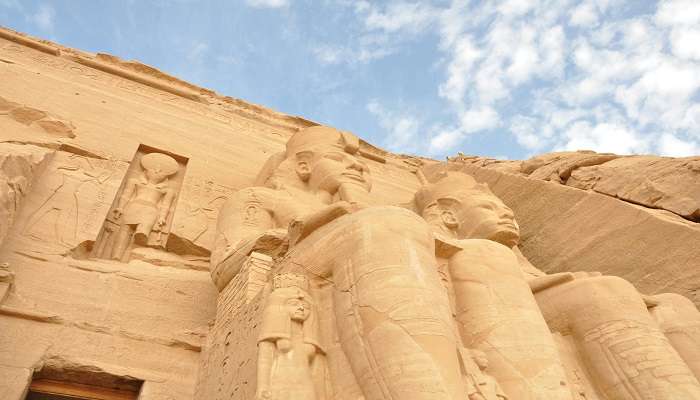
1;0;699;160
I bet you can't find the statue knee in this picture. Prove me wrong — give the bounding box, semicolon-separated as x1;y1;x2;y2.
536;275;647;328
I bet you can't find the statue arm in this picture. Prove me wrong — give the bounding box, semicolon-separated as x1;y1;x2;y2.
288;201;358;245
211;189;277;290
113;178;137;218
157;187;176;225
256;340;275;399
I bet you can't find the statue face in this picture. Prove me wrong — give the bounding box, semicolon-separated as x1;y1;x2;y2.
456;193;520;247
286;297;311;322
307;149;371;194
145;168;169;183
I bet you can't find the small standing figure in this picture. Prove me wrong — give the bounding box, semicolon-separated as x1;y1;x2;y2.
256;273;327;400
466;350;508;400
110;152;179;261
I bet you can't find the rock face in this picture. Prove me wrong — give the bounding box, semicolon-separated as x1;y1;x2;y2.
437;156;700;307
0;28;420;400
0;143;54;246
2;27;700;400
567;155;700;221
450;150;700;222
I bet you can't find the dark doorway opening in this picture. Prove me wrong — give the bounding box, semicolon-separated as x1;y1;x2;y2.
27;377;142;400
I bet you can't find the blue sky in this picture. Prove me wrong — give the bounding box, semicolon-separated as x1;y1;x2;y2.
1;0;699;160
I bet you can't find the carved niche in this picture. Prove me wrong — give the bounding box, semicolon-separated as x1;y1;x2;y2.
92;145;187;262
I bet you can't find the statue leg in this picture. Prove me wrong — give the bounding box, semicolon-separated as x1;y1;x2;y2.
110;224;134;261
449;239;573;400
536;276;700;400
649;293;700;381
283;207;467;400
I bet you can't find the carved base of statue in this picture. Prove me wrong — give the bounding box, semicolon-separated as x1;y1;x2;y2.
536;276;700;400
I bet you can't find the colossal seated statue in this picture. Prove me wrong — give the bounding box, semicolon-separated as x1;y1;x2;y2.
211;126;700;400
213;126;471;400
414;171;700;400
414;173;573;400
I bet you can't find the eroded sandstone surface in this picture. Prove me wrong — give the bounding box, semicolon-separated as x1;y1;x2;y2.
449;150;700;222
1;26;699;400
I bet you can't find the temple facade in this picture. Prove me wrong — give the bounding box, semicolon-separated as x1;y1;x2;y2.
1;28;699;400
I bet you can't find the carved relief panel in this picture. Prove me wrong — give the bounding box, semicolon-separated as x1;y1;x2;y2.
19;152;124;251
92;145;188;262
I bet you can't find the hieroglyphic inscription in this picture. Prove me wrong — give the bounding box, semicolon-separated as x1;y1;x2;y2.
21;153;122;249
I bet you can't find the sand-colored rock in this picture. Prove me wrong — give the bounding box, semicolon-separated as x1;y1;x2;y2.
2;26;699;400
450;150;700;222
0;142;54;246
0;27;420;399
428;161;700;307
568;155;700;221
520;150;619;182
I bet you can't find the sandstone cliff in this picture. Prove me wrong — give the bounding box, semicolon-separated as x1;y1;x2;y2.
0;25;698;399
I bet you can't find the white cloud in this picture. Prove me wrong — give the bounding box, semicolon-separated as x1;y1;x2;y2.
655;0;700;26
364;2;438;34
657;133;700;156
429;128;464;155
511;115;546;150
438;36;482;103
312;46;344;65
366;100;422;154
569;2;599;27
670;27;700;60
497;0;538;18
330;0;700;158
459;107;500;133
245;0;288;9
560;121;649;154
312;42;394;66
28;4;54;31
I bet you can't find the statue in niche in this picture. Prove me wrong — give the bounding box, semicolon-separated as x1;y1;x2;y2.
414;170;700;400
256;273;327;400
213;126;474;400
108;152;179;261
463;349;507;400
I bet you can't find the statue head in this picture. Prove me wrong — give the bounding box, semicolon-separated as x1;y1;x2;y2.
414;172;477;236
258;273;323;352
141;153;179;183
415;171;520;247
255;126;372;197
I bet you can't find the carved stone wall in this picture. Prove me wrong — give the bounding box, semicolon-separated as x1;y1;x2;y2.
3;26;699;400
0;27;423;399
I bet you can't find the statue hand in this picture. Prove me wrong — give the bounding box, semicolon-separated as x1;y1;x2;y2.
335;200;365;215
156;216;167;227
256;389;272;400
112;208;123;219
